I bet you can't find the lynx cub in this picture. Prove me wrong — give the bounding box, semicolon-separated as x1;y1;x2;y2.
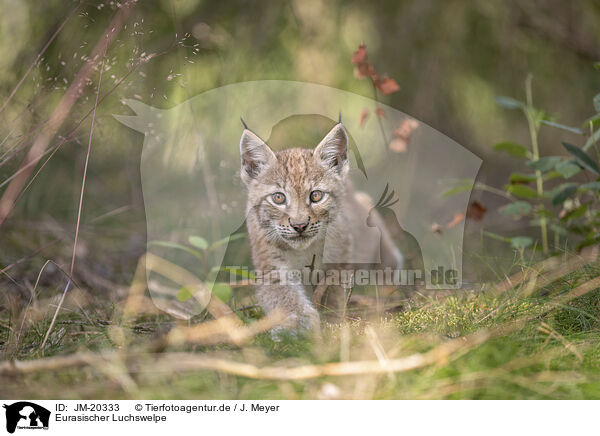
240;123;402;330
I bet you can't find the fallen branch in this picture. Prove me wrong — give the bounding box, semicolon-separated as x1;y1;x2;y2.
0;329;490;380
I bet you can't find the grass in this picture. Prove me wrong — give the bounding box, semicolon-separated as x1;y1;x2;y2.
1;254;600;400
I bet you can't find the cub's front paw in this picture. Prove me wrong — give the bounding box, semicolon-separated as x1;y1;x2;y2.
283;308;320;330
269;307;320;340
297;306;321;331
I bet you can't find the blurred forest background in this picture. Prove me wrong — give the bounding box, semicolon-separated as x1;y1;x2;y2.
1;0;600;286
1;0;600;399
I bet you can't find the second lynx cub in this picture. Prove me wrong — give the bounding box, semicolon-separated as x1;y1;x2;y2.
240;122;403;330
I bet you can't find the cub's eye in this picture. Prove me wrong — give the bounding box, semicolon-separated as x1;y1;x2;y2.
271;192;286;205
310;190;324;203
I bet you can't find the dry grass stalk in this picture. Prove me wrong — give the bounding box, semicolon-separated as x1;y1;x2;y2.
0;0;136;227
494;245;599;294
537;322;583;361
166;309;286;347
123;253;235;321
40;38;110;351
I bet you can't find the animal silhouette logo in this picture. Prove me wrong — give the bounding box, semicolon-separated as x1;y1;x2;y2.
115;80;482;318
3;402;50;433
367;184;424;276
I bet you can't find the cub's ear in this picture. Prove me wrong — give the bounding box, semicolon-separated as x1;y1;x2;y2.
240;129;276;183
314;123;349;174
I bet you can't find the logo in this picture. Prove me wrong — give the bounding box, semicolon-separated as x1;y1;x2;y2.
115;81;481;318
3;402;50;434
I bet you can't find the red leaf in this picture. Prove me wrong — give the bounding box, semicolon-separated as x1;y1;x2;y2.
389;137;407;153
375;77;400;95
375;107;385;118
445;212;465;229
354;62;376;79
389;119;419;153
352;44;400;92
367;68;379;81
393;119;419;139
358;108;370;127
466;201;487;221
351;44;368;65
352;44;378;80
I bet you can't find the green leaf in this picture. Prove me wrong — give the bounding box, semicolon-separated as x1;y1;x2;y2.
505;184;538;199
550;183;578;205
594;93;600;113
509;173;537;183
576;234;600;251
188;236;208;250
582;112;600;129
562;142;600;174
442;186;470;197
442;181;474;197
535;109;552;125
499;201;532;217
510;236;533;249
526;156;562;172
177;286;194;302
149;241;203;260
495;96;524;110
493;142;529;158
207;232;247;251
540;120;584;135
482;231;510;243
555;160;582;179
581;181;600;190
568;224;592;236
534;207;553;218
544;170;563;181
221;266;256;280
583;128;600;151
207;282;232;302
561;204;588;221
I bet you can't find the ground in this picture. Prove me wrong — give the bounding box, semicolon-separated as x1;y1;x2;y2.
1;254;599;400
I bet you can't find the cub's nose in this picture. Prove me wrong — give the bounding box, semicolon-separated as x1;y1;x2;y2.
289;218;310;234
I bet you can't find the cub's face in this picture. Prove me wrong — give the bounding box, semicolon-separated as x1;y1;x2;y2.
240;124;349;250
